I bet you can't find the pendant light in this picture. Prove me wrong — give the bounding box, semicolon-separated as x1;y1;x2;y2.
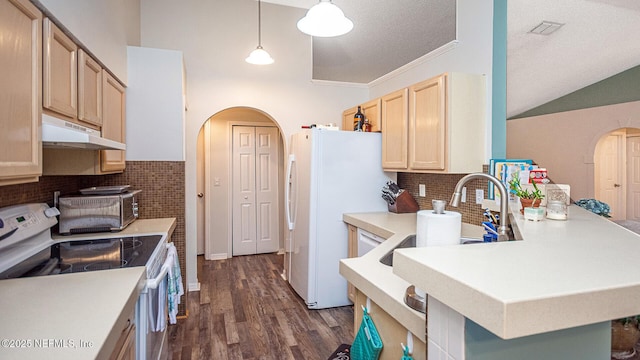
246;0;274;65
297;0;353;37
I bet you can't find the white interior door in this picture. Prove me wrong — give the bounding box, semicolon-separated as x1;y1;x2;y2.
255;127;280;253
627;136;640;221
595;132;624;220
232;126;279;256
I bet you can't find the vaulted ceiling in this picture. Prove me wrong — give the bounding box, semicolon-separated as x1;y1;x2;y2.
264;0;640;118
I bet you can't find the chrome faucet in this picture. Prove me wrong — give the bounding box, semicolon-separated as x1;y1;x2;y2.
450;173;511;241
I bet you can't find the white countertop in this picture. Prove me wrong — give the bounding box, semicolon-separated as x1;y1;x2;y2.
0;267;145;359
339;212;483;341
393;205;640;339
0;218;176;359
52;217;177;242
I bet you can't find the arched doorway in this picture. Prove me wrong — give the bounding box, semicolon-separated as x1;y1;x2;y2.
594;127;640;221
196;107;286;259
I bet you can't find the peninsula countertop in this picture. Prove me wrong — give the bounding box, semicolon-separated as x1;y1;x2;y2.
339;212;483;341
393;205;640;339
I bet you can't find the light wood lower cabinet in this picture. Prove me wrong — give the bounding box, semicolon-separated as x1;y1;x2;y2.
354;289;426;360
109;309;136;360
0;0;42;186
347;224;358;303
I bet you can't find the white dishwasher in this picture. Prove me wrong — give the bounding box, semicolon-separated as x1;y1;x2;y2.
357;228;385;256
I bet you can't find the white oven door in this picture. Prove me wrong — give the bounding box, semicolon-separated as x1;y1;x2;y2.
137;256;170;360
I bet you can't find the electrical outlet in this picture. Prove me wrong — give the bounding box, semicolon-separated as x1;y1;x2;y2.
475;189;484;204
461;187;467;203
419;184;426;197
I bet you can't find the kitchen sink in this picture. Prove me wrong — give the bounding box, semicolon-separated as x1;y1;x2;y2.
379;235;484;266
380;215;522;267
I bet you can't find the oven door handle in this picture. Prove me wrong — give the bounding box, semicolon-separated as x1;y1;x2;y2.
146;263;170;290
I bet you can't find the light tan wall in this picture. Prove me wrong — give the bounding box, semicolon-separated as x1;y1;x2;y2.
507;100;640;200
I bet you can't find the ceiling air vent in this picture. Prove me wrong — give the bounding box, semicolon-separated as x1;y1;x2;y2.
529;21;564;35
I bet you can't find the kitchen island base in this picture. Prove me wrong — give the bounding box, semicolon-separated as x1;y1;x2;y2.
355;289;426;360
465;319;610;360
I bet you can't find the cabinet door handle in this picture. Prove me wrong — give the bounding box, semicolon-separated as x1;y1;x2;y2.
197;192;204;197
614;184;622;188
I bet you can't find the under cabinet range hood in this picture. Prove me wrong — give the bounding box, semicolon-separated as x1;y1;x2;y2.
41;115;126;150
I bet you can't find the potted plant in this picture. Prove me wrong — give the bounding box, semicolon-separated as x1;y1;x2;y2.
508;175;544;214
612;316;640;359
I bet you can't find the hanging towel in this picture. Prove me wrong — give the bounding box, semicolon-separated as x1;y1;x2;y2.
166;242;184;324
156;271;168;331
148;251;172;332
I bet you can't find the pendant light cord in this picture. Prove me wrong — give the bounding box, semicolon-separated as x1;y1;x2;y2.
257;0;262;47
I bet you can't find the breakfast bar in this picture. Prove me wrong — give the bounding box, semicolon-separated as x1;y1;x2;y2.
342;204;640;359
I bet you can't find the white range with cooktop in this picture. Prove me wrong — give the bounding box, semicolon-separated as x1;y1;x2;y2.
0;203;175;360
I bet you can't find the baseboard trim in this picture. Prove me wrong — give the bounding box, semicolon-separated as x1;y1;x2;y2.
208;253;227;260
188;282;200;292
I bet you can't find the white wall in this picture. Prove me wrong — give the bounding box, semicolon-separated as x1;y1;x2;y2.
139;0;368;288
369;0;494;160
39;0;140;82
126;46;185;161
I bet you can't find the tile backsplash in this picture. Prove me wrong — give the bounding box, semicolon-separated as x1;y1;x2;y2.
0;161;186;316
397;166;490;225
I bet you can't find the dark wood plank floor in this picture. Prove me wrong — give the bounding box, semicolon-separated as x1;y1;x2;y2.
167;253;354;360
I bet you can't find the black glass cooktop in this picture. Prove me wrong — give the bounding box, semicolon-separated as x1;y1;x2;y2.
0;235;162;279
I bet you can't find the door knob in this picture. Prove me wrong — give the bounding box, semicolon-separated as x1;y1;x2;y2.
197;192;204;197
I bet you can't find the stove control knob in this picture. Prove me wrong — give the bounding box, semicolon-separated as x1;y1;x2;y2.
44;207;60;218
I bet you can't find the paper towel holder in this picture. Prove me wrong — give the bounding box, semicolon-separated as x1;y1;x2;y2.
432;199;446;214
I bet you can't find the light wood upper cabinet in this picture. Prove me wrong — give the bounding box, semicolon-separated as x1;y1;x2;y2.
78;49;102;127
342;99;382;132
382;73;486;174
0;0;42;186
43;17;77;120
101;70;126;173
409;75;446;170
381;88;408;169
342;106;357;131
361;98;381;132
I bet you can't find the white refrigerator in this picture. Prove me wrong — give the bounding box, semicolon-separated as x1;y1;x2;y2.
285;129;396;309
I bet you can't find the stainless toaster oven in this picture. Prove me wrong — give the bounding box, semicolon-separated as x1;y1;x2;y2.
58;190;141;234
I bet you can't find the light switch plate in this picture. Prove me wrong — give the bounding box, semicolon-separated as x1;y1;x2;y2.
475;189;484;204
419;184;426;197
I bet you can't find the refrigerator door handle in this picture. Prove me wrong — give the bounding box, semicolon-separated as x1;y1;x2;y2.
285;154;295;230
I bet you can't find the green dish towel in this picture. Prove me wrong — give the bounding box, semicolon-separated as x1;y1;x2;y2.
351;306;383;360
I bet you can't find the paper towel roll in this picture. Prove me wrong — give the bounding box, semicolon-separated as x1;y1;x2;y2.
416;210;462;247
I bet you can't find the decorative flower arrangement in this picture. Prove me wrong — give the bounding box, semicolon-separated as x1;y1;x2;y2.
574;198;611;218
